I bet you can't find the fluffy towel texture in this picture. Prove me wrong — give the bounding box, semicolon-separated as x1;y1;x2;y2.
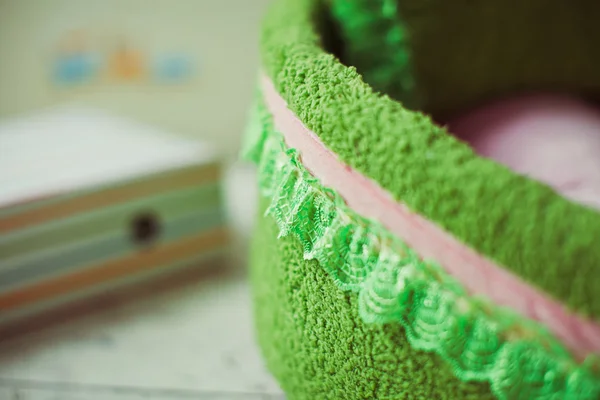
260;79;600;359
251;196;497;400
247;93;600;399
261;0;600;319
331;0;600;117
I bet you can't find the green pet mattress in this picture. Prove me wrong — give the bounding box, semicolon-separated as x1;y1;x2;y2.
242;0;600;399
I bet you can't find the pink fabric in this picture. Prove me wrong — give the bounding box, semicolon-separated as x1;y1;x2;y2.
450;95;600;210
261;76;600;359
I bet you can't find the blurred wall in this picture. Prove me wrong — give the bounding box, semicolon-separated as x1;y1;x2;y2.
0;0;271;156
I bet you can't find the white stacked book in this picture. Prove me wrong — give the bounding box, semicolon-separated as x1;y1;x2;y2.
0;106;228;325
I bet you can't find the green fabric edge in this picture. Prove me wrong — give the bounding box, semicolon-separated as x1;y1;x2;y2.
260;0;600;319
329;0;418;107
244;92;600;400
330;1;600;119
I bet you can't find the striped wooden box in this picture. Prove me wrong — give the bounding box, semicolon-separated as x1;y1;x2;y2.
0;107;229;325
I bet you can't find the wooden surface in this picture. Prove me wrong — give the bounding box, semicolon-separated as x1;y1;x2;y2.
0;265;283;399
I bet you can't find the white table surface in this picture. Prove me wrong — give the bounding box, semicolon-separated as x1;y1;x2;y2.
0;163;284;399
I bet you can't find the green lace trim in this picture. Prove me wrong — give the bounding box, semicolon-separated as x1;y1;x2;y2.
243;96;600;400
330;0;418;107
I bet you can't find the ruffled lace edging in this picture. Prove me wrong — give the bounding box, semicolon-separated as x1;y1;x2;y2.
243;95;600;400
330;0;418;107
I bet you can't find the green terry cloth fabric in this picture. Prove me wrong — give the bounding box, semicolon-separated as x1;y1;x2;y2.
330;0;600;118
245;92;599;399
251;196;497;400
249;0;600;398
260;0;600;320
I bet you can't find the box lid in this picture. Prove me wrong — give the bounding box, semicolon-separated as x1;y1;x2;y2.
0;106;219;209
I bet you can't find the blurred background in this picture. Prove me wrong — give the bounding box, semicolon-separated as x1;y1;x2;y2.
0;0;283;398
0;0;264;155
